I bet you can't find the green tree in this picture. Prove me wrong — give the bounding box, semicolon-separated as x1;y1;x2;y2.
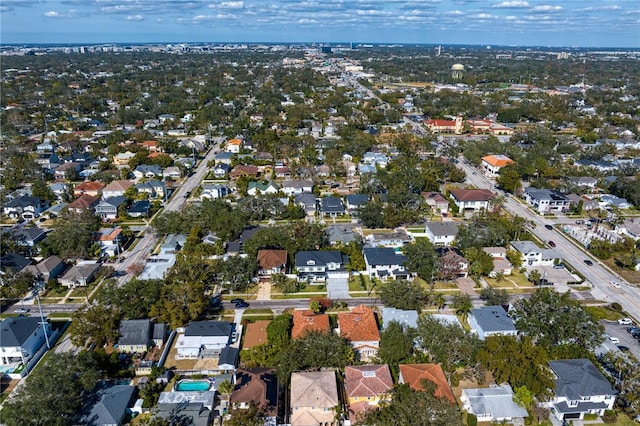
225;403;266;426
266;312;292;348
379;279;428;310
376;321;416;378
513;288;603;351
359;383;461;426
403;238;438;282
69;303;120;347
452;293;473;320
271;273;300;294
479;287;510;306
2;352;100;426
477;336;555;399
358;201;385;228
496;164;521;194
47;208;101;259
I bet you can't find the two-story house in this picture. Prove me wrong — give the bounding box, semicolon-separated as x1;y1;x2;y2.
231;368;278;423
94;227;122;257
94;196;127;220
524;188;571;215
469;306;517;340
422;192;450;216
338;305;380;362
345;194;369;215
424;222;459;247
319;196;346;218
102;180;133;199
0;316;52;368
257;249;288;279
510;241;559;266
481;154;514;176
449;189;495;213
175;321;234;359
363;247;410;281
73;181;105;198
290;371;339;426
281;180;314;196
291;310;331;340
398;363;455;403
135;180;166;199
132;164;162;179
345;365;393;423
3;196;45;219
295;250;347;282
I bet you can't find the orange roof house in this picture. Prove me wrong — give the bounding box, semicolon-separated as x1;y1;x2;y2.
481;154;515;176
398;363;455;403
242;320;271;349
74;181;105;198
338;305;380;361
291;310;330;340
140;140;161;152
257;249;288;277
226;138;243;153
425;116;463;134
345;365;394;422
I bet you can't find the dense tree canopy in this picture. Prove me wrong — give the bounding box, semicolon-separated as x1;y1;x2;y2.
379;279;428;311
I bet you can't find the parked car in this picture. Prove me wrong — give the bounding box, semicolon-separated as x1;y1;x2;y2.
608;336;620;344
617;345;630;352
618;318;633;325
15;308;30;314
583;259;593;266
548;241;556;248
545;224;553;230
610;281;621;288
235;301;249;308
230;298;244;304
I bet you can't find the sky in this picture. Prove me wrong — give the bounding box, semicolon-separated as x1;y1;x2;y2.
1;0;639;47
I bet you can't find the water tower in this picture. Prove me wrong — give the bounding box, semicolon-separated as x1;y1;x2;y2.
451;63;464;80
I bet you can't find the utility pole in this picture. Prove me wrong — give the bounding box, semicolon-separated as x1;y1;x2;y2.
34;285;51;349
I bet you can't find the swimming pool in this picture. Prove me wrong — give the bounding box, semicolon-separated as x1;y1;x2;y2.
174;379;212;392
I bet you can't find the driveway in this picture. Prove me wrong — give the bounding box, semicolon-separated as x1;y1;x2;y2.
326;277;350;300
601;320;640;359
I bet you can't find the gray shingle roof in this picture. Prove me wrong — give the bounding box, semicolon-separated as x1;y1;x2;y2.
425;221;459;237
0;317;42;347
185;321;232;337
295;250;343;268
320;196;345;213
363;247;407;266
462;384;528;420
0;252;31;273
219;346;239;367
549;358;616;401
118;319;151;347
81;384;135;426
470;305;516;333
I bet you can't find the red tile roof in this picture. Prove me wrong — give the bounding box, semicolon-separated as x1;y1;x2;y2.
398;363;455;403
482;155;514;168
291;310;330;340
345;365;393;398
74;181;105;193
338;305;380;343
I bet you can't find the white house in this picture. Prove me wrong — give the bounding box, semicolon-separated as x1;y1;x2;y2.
175;321;233;359
510;241;559;267
449;189;494;213
200;184;231;200
468;306;517;340
363;247;411;281
0;316;52;368
281;180;313;196
424;222;458;247
524;188;571;215
461;384;528;423
294;250;347;282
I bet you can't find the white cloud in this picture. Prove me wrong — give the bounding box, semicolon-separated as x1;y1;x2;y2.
531;5;563;12
492;1;529;8
219;1;244;9
576;5;621;12
44;10;76;18
126;14;144;21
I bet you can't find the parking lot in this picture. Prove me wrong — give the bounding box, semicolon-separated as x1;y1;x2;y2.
601;320;640;359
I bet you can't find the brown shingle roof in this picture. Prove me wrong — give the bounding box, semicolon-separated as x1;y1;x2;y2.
74;181;105;193
291;310;330;340
231;368;277;416
345;365;393;398
338;305;380;343
68;194;99;210
242;320;270;349
450;189;495;202
398;363;455;403
103;180;133;193
257;249;287;271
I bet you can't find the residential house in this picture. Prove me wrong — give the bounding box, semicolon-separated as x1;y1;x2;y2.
461;384;529;423
117;319;152;353
141;140;161;152
229;165;259;180
362;152;389;168
282;180;314;196
153;323;167;348
214;151;235;165
291;310;331;340
94;227;122;257
523;188;571;215
48;182;69;200
212;163;230;179
7;226;47;248
175;321;233;359
0;316;52;367
35;152;60;169
58;261;101;288
599;194;633;209
275;166;292;178
546;359;617;422
201;183;231;200
3;196;45;219
132;164;162;179
449;189;495;213
398;364;455;403
345;194;369;215
73;181;105;198
102;180;133;199
382;307;419;330
363;247;410;281
319;196;346;218
135;180;166;199
422;192;449;216
567;176;598;189
231;368;278;422
326;225;358;246
155;391;215;425
127;200;151;218
617;218;640;241
257;249;287;278
67;194;99;213
247;181;279;196
338;305;380;361
482;247;513;277
41;202;68;219
290;371;339;426
469;306;517;340
162;166;182;179
566;194;600;211
345;365;393;422
0;253;31;274
364;229;412;248
242;320;270;349
511;241;559;266
95;196;127;220
218;346;239;373
113;151;136;168
574;159;619;173
26;256;65;282
53;162;80;180
295;250;347;282
436;247;470;278
226;138;243;153
295;193;317;219
424;222;459;247
481;154;514;176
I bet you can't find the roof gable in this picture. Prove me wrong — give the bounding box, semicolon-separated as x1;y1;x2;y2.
399;363;455;402
345;365;393;398
338;305;380;343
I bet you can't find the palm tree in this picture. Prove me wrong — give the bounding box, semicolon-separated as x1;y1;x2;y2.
431;292;446;310
452;293;473;321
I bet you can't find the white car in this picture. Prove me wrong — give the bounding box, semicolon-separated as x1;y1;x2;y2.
609;336;620;344
610;280;621;288
618;318;633;325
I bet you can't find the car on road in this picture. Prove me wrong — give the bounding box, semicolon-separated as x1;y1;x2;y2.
583;259;593;266
545;224;553;230
610;280;621;288
230;298;244;304
617;345;630;352
235;301;249;308
548;241;556;248
15;308;30;314
618;318;633;325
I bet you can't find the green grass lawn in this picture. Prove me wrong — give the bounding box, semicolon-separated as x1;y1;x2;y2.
584;305;626;322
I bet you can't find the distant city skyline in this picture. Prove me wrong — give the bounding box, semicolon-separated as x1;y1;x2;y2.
1;0;639;48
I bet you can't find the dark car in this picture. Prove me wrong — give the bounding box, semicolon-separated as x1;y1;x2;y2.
230;298;244;304
617;345;630;352
548;241;556;248
235;301;249;308
545;224;553;230
584;259;593;266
